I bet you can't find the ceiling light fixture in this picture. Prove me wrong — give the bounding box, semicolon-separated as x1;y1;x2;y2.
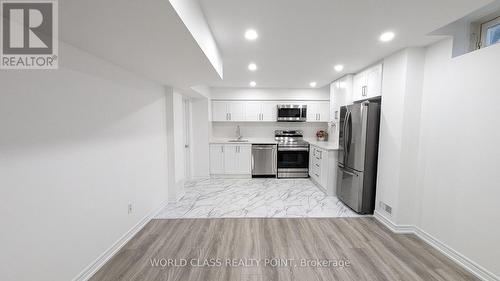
334;64;344;72
309;82;317;88
248;63;257;71
249;81;257;87
244;29;258;41
379;31;395;42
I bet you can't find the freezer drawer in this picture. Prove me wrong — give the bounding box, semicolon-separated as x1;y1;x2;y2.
337;166;364;213
337;165;376;214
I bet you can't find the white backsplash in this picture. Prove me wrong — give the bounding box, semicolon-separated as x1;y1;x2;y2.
211;122;328;139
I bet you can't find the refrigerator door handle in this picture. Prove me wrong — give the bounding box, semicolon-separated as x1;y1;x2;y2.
343;110;351;165
346;110;352;160
338;165;358;177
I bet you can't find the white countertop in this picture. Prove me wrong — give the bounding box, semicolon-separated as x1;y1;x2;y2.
209;138;277;144
304;138;340;151
210;137;339;150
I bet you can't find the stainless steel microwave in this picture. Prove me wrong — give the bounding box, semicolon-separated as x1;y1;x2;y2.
277;104;307;122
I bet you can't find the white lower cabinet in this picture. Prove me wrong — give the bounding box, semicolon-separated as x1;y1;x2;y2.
309;145;338;196
210;144;251;176
209;144;225;174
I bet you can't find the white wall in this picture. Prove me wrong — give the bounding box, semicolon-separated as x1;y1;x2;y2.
375;48;426;225
165;90;187;201
415;39;500;277
0;43;169;281
210;87;330;101
376;40;500;278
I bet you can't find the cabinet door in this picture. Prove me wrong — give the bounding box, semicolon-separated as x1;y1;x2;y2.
223;145;239;174
352;72;366;102
314;148;323;182
261;102;277;122
317;101;330;122
245;101;261;121
212;101;228;121
209;144;225;174
236;145;252;174
227;102;245;122
320;149;329;187
366;64;383;98
306;102;319;122
329;82;338;122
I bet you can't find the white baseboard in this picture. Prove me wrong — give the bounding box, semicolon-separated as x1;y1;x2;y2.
373;210;414;233
72;200;169;281
373;211;499;281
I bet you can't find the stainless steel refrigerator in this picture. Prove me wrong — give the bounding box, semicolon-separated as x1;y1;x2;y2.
337;102;380;214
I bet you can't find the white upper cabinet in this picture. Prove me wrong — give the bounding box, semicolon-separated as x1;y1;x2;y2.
366;64;383;98
352;63;383;102
212;101;228;122
306;101;329;122
330;75;353;121
244;101;277;122
261;102;278;121
226;101;245;122
244;101;261;121
212;101;245;121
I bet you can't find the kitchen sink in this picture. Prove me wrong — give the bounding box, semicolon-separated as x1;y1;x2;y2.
228;139;249;142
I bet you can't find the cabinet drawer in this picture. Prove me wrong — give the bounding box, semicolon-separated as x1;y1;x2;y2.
311;162;321;178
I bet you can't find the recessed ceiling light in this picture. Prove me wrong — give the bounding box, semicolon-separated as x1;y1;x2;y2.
249;81;257;87
244;29;258;41
334;64;344;72
248;63;257;71
309;82;317;88
379;31;395;42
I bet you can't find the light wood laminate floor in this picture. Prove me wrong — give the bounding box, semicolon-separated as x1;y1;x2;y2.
90;218;478;281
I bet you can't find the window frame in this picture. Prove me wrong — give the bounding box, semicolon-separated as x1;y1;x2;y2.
480;16;500;48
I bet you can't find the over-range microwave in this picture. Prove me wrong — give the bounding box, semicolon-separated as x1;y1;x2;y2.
277;104;307;122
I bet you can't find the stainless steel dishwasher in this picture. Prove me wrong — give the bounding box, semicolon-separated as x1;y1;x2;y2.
251;144;277;177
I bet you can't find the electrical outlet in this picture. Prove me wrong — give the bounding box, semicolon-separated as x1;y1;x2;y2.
128;203;133;214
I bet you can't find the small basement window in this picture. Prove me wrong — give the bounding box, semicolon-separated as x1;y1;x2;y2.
479;16;500;48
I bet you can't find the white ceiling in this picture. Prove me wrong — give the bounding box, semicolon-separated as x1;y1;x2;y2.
58;0;222;90
200;0;494;88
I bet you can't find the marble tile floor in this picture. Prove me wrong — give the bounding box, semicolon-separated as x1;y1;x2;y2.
155;178;360;218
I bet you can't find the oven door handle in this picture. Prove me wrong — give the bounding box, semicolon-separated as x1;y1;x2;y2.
278;147;309;152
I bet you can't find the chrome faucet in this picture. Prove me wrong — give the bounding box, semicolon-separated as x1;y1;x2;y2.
236;125;242;140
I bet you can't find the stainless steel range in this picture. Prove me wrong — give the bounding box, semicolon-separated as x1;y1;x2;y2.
275;130;310;178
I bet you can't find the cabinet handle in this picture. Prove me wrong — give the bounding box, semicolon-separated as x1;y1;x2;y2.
229;113;232;120
221;146;224;153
